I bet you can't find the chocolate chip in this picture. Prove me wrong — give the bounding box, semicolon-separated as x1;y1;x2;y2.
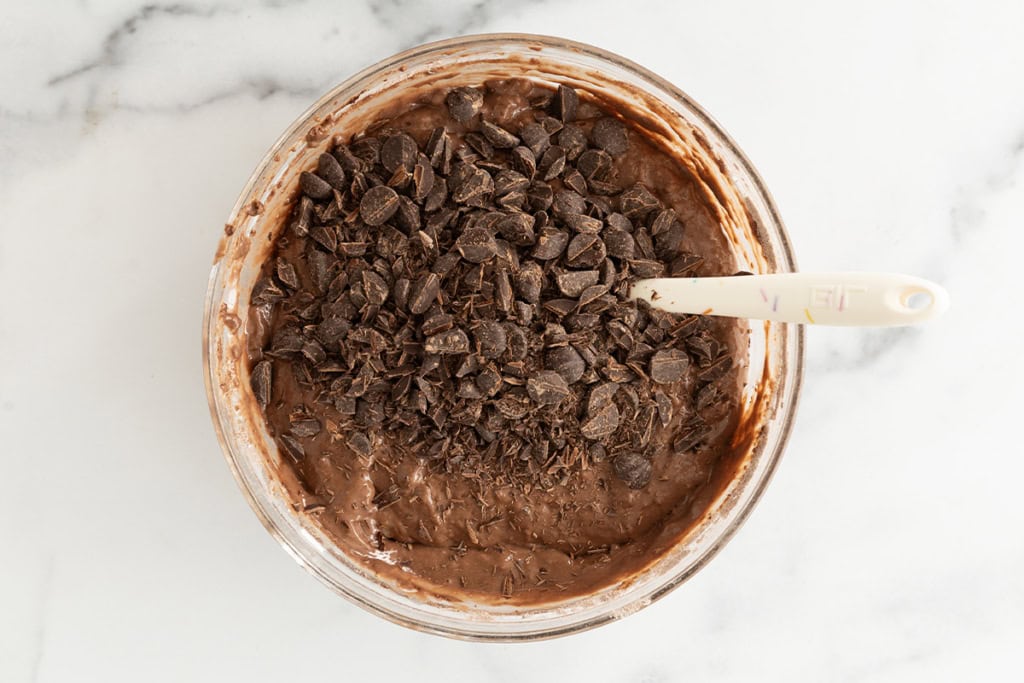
557;124;588;160
581;402;619;440
531;228;568;260
556;270;599;297
473;321;507;359
591;117;629;155
698;355;733;382
526;370;571;405
649;349;689;384
619;183;660;219
496;212;535;246
476;367;503;397
515;261;544;303
519;123;551;157
539;145;566;181
421;313;453;336
424;328;470;354
654;389;673;427
546;346;585;384
539;115;563;135
605;230;636;259
613;452;652;489
566;233;607;268
551;84;579;122
411;154;435;202
361;270;389;306
332;144;362;172
360;185;399;226
425;127;451;169
351;137;381;166
380;133;418;173
346;431;372;456
551;189;586;218
289;196;314;237
299;171;333;199
309;224;337;253
587;382;618;414
480;120;519;148
564;212;602;233
270;326;305;355
495;392;530;419
670;252;704;277
504;324;529;361
628;259;665;278
494;269;513;313
577;149;612;180
408;272;440;315
465;132;493;159
446;87;483;123
451;166;494;205
696;383;719;411
317;153;347;189
527;181;554;211
455;227;498;263
686;330;722;365
301;340;326;365
577;284;609;308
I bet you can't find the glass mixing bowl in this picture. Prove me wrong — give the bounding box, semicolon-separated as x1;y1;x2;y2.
203;33;803;641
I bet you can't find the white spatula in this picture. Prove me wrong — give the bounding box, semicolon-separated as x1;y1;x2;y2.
631;272;949;326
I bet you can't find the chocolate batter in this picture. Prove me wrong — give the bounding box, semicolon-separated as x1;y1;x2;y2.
246;79;747;603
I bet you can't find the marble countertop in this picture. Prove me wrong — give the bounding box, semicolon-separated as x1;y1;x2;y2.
2;1;1022;680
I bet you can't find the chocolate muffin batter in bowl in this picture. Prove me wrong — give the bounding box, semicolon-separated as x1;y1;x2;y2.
204;34;803;640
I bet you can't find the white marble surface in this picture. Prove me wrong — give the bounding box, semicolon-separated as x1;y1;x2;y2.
2;1;1022;680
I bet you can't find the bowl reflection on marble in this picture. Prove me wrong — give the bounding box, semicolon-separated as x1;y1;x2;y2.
203;34;803;641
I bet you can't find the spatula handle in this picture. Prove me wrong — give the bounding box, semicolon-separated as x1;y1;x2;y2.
631;272;949;326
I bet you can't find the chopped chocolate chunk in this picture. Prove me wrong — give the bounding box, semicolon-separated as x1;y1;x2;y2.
551;84;579;122
446;87;483;123
649;349;690;384
408;273;441;315
251;360;272;406
424;328;470;354
581;402;620;440
526;370;571;405
556;269;600;297
277;434;304;462
613;452;652;489
473;321;507;359
455;227;498;263
346;431;372;456
546;346;585;384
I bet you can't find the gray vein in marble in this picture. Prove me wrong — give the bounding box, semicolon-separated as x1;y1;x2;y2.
373;0;543;51
951;128;1024;245
36;0;537;121
47;3;229;87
